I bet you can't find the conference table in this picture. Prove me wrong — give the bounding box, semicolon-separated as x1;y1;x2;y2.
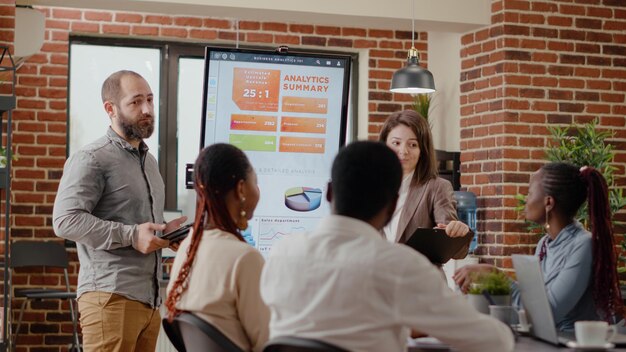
407;336;626;351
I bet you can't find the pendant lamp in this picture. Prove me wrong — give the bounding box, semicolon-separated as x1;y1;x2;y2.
390;0;436;94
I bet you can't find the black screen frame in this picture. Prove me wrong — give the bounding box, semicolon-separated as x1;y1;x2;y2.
199;46;352;152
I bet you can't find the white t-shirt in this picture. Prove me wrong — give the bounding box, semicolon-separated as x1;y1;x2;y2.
383;171;414;242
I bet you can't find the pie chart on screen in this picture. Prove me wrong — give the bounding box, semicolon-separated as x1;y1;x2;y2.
284;187;322;212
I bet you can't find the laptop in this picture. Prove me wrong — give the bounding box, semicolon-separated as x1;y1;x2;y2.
404;228;473;265
512;254;626;347
511;254;575;346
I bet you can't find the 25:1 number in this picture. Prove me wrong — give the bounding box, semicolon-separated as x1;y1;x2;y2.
243;89;270;98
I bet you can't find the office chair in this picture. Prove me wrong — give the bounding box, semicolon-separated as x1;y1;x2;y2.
10;241;81;351
172;312;244;352
162;317;186;352
263;336;349;352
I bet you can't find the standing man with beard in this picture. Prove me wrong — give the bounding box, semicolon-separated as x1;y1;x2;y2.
53;70;186;352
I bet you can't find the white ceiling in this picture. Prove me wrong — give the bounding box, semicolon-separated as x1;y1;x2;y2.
17;0;491;33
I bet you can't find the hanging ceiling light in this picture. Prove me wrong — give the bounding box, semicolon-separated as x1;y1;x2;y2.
390;0;436;94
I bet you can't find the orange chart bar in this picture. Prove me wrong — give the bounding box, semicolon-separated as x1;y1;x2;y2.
280;116;327;134
282;96;328;114
231;114;278;132
279;137;325;154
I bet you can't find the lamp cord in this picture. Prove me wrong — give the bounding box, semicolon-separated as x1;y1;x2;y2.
411;0;415;48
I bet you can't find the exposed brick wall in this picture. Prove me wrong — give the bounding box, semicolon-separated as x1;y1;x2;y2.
460;0;626;269
0;0;14;350
4;0;626;349
6;5;428;351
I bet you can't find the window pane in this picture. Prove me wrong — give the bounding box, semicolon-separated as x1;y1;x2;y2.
176;57;204;218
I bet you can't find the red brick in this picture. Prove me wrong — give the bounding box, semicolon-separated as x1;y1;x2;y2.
302;36;326;46
274;34;299;45
601;93;625;103
174;17;202;27
262;22;287;32
560;4;585;15
15;87;37;97
369;70;393;80
289;24;313;33
132;25;159;36
203;19;231;29
18;76;47;87
18;145;46;156
17;99;46;109
316;26;340;36
160;27;187;38
115;13;143;23
239;21;260;30
51;30;69;41
40;65;68;76
41;43;68;53
328;38;353;47
102;24;130;35
189;29;218;40
50;54;68;65
370;50;394;58
351;39;375;49
368;29;393;38
587;7;613;18
84;11;112;22
247;33;272;43
379;41;402;49
145;15;172;25
342;28;366;37
0;4;15;16
13;179;34;191
52;9;82;20
38;88;67;99
218;31;238;41
17;122;46;133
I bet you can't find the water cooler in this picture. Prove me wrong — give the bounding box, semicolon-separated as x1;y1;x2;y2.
454;191;478;254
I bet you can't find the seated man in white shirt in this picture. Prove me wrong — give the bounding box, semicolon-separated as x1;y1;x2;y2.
260;141;515;352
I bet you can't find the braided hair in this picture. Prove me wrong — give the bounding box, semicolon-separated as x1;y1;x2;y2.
540;162;623;322
165;143;252;321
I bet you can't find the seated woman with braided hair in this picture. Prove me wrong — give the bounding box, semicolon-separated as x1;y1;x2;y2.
166;143;269;351
454;162;624;331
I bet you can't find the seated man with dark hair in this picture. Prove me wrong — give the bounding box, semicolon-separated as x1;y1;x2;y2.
260;141;514;352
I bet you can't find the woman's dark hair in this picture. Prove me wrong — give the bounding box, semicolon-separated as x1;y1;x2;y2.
540;162;623;321
378;110;437;185
166;143;253;320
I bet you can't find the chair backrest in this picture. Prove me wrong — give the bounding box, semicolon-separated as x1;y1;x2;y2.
175;312;244;352
263;336;348;352
162;317;186;352
10;241;70;269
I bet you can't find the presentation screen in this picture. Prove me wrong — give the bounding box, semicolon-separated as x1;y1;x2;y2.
201;47;351;256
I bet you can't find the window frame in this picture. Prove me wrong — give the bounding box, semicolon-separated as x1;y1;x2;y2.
68;35;359;211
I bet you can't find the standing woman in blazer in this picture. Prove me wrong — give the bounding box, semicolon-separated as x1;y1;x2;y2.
379;110;470;257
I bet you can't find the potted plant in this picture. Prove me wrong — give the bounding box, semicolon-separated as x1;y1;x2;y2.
0;145;16;168
412;93;433;128
516;119;626;267
466;271;511;314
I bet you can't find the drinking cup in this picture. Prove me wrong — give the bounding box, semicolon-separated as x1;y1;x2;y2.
575;321;616;346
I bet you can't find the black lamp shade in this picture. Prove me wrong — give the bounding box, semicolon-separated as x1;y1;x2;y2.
390;56;436;94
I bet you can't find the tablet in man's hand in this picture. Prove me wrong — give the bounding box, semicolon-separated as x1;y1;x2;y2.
159;223;192;243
